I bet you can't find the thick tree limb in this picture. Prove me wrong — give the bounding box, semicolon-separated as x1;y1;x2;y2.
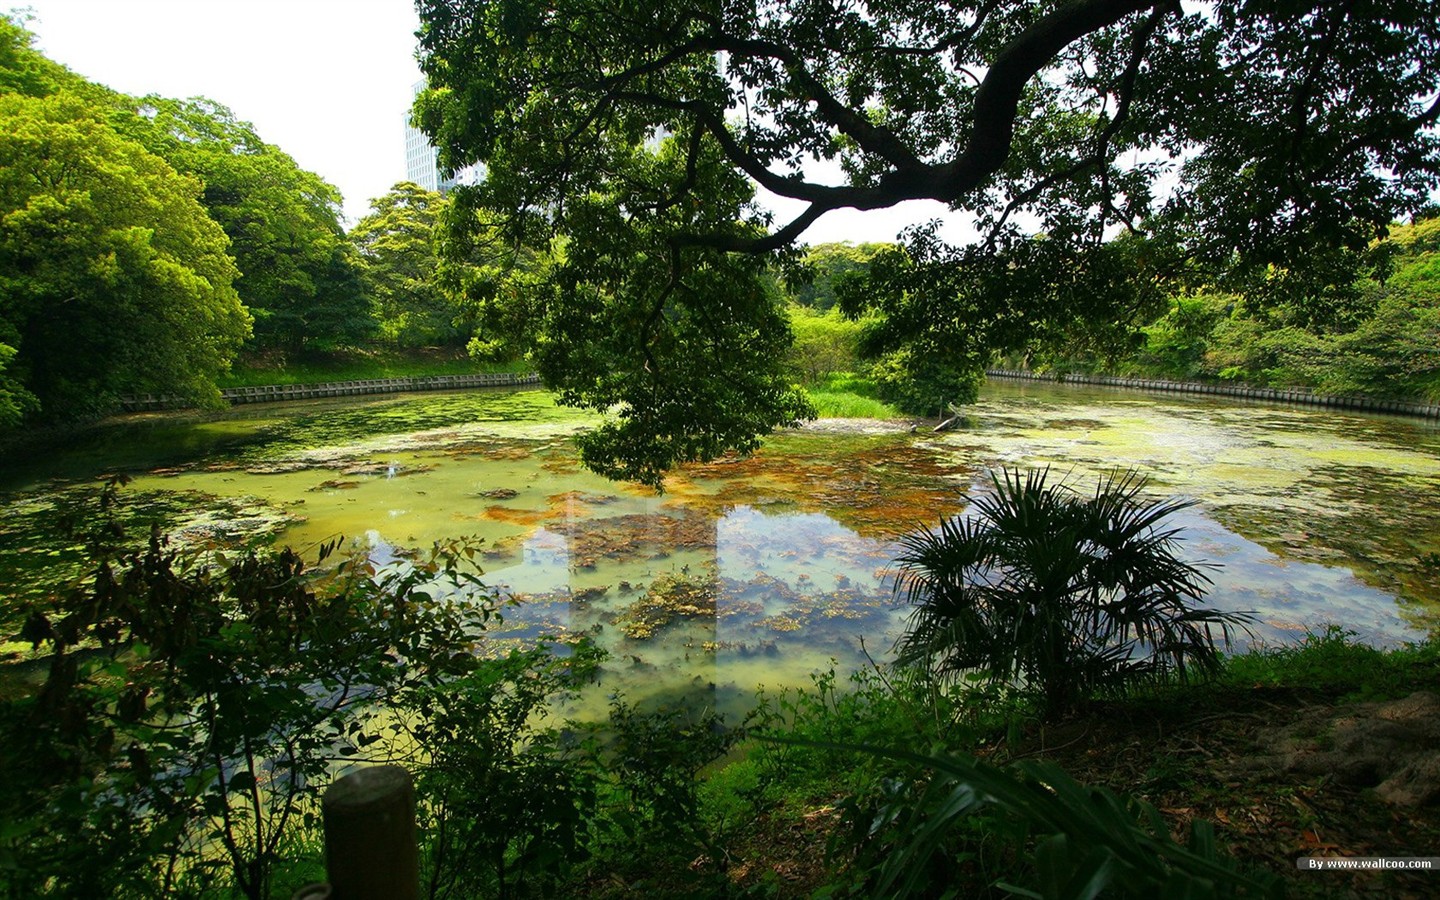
683;0;1168;251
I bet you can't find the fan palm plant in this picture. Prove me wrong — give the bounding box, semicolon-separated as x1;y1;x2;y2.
895;467;1249;716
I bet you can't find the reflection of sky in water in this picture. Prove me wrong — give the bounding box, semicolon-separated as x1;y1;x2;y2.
716;507;899;603
351;489;1424;716
1167;509;1422;648
373;504;913;710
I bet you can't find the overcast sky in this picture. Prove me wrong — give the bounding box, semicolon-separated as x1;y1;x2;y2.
15;0;970;243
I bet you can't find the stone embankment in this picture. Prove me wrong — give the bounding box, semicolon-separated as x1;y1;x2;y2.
986;369;1440;420
120;372;542;412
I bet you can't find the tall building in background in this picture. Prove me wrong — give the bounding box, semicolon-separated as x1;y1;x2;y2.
404;81;481;193
403;81;443;191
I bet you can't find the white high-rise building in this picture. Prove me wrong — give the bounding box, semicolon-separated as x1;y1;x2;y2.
404;81;482;193
404;81;443;192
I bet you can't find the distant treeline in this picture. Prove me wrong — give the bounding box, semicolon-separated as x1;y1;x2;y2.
783;219;1440;409
0;15;522;429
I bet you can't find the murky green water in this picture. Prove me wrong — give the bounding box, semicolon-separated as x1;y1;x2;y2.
3;382;1438;715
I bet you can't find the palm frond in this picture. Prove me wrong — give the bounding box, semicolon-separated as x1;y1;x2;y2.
893;466;1252;715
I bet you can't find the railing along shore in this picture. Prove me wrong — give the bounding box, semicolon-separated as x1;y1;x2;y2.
120;371;542;412
985;369;1440;420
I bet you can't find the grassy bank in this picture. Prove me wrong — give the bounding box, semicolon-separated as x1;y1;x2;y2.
216;348;530;388
223;357;910;424
800;372;906;419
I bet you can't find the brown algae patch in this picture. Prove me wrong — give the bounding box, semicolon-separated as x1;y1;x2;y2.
616;573;719;639
548;509;718;567
479;506;552;527
667;433;970;537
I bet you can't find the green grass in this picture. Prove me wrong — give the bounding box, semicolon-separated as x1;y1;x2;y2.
802;372;906;419
1219;625;1440;702
216;348;530;388
715;629;1440;815
684;630;1440;897
804;389;905;418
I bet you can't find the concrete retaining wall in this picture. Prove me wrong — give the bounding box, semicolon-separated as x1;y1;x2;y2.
985;369;1440;420
120;372;543;412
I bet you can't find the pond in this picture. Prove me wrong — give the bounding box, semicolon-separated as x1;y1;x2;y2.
3;381;1438;717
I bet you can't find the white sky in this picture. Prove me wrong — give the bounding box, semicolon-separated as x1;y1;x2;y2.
14;0;972;244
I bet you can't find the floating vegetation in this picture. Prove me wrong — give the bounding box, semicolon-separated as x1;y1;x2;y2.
480;506;551;527
616;573;719;640
0;485;297;635
572;585;610;603
4;381;1439;717
309;479;360;491
671;437;969;537
549;509;717;564
475;487;519;500
759;614;803;633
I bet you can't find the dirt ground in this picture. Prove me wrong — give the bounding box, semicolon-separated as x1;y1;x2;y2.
1026;687;1440;898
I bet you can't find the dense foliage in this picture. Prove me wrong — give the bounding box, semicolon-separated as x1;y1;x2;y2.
351;182;463;348
115;96;371;354
0;88;250;421
784;242;890;312
414;0;1440;479
1;16;494;427
1024;215;1440;401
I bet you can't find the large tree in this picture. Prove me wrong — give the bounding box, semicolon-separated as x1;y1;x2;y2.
0;92;250;420
115;96;374;354
350;181;463;347
414;0;1440;480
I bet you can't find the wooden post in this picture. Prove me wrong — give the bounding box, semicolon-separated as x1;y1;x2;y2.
320;765;420;900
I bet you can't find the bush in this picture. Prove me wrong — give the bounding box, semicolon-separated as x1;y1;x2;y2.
2;492;499;897
785;306;867;384
866;348;984;418
894;468;1250;716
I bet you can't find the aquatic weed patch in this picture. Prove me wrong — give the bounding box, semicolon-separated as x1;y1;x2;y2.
0;484;297;636
1209;464;1440;631
617;573;720;640
547;508;718;567
673;433;970;537
220;390;584;464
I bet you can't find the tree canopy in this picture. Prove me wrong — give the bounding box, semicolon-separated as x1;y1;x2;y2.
786;242;890;311
115;96;372;354
0;13;380;427
0;92;250;420
350;181;464;347
414;0;1440;480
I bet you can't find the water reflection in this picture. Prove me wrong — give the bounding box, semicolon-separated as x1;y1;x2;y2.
408;498;908;716
363;485;1422;720
1169;509;1415;648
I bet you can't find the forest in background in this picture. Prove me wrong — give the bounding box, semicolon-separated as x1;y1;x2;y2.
0;15;519;429
784;217;1440;414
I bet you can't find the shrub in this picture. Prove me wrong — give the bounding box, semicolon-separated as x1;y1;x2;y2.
894;468;1249;716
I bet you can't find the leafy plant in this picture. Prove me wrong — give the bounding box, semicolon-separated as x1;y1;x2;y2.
895;468;1249;716
404;640;605;900
812;740;1281;899
1222;625;1440;703
584;700;741;891
1;479;498;898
